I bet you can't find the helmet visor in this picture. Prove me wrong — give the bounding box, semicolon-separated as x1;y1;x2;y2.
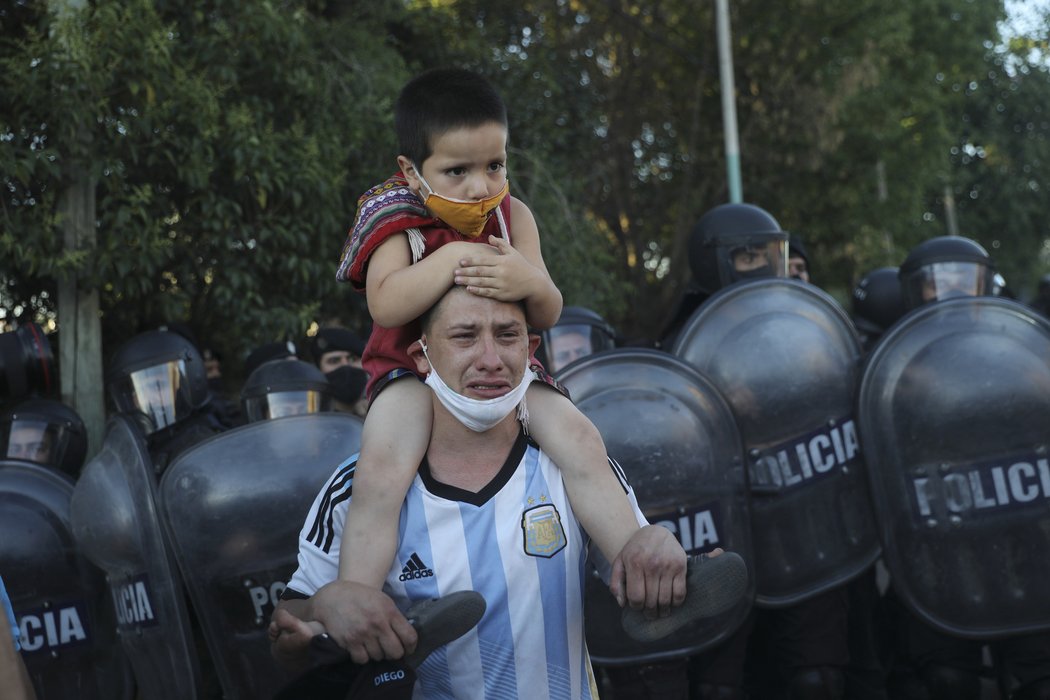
903;261;987;309
717;237;788;287
110;360;194;433
543;323;615;374
243;390;330;423
0;418;64;466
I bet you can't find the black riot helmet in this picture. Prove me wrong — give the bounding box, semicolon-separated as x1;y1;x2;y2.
107;329;211;435
687;203;789;295
240;358;332;423
310;328;365;371
852;267;906;351
243;339;298;379
898;236;996;311
0;398;88;478
537;306;617;375
0;322;56;402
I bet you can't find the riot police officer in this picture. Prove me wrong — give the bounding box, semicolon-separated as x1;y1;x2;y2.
898;235;996;308
309;328;369;417
106;328;226;473
0;398;88;479
877;236;1050;700
788;235;812;284
240;358;333;423
661;203;789;348
243;339;299;379
309;327;365;372
851;267;906;354
673;202;856;700
0;323;56;404
537;306;617;375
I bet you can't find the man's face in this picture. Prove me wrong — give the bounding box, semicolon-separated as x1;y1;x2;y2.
730;245;771;273
7;422;52;464
549;330;592;373
416;291;537;400
319;350;361;373
789;255;810;283
400;121;509;202
203;357;221;380
919;262;983;303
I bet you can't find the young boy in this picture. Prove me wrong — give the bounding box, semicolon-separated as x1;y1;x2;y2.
333;68;682;650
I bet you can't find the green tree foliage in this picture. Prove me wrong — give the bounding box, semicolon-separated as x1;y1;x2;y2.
398;0;1010;338
4;0;1041;365
1;0;409;372
945;11;1050;300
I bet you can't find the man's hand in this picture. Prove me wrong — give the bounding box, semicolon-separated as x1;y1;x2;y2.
454;236;542;302
609;525;688;619
309;580;418;665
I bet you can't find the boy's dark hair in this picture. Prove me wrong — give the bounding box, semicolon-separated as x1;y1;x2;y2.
396;68;508;167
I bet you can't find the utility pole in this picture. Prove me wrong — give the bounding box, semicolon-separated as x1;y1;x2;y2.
52;0;105;456
716;0;743;203
943;184;960;237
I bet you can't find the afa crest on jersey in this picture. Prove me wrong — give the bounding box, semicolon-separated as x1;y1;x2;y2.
521;503;567;558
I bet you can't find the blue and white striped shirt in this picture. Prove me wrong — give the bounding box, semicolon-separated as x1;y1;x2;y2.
288;430;644;700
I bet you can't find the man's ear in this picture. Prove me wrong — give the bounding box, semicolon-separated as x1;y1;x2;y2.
398;156;421;192
407;338;431;375
528;332;541;359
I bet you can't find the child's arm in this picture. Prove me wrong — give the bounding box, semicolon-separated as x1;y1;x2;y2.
527;385;640;563
366;233;488;328
337;380;432;588
526;384;688;611
453;198;563;330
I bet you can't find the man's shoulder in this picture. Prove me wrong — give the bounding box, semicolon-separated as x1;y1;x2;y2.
529;437;632;492
314;453;360;505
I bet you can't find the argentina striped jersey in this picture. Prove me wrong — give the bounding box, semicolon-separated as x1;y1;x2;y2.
287;430;645;700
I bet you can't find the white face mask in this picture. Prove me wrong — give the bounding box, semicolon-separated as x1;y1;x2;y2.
420;339;534;432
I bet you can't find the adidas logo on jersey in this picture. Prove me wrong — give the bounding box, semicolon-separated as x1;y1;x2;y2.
398;552;435;581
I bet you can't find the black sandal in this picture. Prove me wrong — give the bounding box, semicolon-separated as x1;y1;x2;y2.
620;551;748;642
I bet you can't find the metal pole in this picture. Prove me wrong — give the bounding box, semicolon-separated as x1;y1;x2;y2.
716;0;743;203
943;184;959;236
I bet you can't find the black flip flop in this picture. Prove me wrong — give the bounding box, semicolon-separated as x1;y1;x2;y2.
620;551;748;643
308;589;487;669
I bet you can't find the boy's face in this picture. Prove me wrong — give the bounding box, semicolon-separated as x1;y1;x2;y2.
399;121;508;202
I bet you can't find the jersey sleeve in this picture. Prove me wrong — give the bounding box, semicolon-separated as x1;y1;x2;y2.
284;457;357;598
1;575;19;651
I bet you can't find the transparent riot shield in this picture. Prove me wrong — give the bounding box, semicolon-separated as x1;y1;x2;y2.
858;297;1050;638
673;278;879;607
0;461;132;699
70;415;201;699
160;413;365;699
558;348;753;664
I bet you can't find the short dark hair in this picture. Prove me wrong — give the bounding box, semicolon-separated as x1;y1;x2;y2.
395;68;508;167
420;286;467;336
420;286;527;338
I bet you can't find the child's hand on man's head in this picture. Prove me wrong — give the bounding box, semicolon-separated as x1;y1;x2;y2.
454;236;541;302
